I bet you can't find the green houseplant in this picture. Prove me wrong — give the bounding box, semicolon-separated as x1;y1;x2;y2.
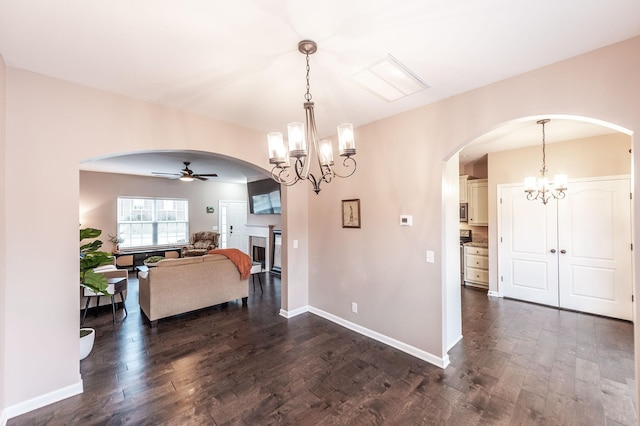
80;227;115;295
80;227;114;359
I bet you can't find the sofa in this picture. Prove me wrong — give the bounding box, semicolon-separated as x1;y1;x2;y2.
182;231;220;257
138;253;248;327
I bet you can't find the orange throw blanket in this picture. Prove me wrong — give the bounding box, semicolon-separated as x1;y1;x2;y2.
208;248;252;280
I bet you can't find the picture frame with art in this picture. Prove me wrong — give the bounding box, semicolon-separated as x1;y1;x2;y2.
342;199;361;228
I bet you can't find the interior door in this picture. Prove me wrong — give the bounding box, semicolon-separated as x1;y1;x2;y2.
557;178;632;320
499;177;632;320
500;185;559;306
218;200;248;253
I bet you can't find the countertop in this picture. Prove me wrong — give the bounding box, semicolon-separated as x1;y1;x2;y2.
464;242;488;248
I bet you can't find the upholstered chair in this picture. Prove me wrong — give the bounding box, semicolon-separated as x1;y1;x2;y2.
182;231;220;257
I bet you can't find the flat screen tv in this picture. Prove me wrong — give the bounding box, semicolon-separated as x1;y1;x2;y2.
248;178;281;215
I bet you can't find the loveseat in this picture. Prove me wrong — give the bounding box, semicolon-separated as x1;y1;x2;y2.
181;231;220;257
138;253;248;327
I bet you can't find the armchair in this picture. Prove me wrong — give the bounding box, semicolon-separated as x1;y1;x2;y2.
182;231;220;257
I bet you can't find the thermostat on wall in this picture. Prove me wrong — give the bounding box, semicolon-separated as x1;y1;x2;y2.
400;215;413;226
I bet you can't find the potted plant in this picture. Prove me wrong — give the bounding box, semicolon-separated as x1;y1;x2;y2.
80;227;114;360
108;233;125;254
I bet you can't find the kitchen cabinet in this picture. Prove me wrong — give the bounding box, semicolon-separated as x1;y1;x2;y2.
459;175;470;203
468;179;488;226
464;245;488;289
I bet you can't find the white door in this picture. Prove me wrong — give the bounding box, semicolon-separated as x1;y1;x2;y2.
218;201;248;253
500;185;559;306
557;179;632;320
499;177;632;320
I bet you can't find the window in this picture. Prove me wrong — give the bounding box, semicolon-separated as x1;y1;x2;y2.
117;197;188;248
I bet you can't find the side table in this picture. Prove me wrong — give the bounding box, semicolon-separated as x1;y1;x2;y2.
81;277;128;325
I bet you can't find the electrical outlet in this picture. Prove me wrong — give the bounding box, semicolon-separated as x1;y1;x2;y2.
293;239;299;249
352;302;358;313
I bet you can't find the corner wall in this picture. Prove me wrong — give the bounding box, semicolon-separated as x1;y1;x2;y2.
0;54;7;425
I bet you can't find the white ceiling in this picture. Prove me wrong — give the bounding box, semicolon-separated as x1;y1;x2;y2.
1;1;639;179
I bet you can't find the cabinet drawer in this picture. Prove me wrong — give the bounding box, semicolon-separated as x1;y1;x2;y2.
465;267;489;284
466;254;488;270
464;246;488;256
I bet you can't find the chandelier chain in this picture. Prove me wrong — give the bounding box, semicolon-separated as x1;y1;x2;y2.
305;53;312;102
541;120;547;173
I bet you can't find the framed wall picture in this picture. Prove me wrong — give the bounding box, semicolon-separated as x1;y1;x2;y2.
342;199;361;228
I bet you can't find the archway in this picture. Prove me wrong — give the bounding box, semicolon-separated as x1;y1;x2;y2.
79;148;288;315
442;113;635;376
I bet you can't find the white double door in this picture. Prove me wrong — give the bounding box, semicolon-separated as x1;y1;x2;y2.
499;177;632;320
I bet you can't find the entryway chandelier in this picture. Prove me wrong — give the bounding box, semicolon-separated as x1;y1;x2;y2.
524;119;568;204
267;40;356;195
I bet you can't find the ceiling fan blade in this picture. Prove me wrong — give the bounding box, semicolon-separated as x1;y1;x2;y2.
194;176;208;181
194;173;218;177
152;172;181;176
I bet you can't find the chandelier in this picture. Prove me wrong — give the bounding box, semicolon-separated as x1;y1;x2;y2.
267;40;356;194
524;119;568;204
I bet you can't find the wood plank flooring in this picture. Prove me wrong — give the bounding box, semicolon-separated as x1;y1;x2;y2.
9;274;637;425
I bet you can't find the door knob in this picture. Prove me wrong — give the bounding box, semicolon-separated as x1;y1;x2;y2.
560;249;566;254
550;249;556;253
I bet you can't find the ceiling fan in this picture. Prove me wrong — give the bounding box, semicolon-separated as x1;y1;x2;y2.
151;161;218;181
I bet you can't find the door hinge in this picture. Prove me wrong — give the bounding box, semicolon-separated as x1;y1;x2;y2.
631;192;633;200
631;243;634;251
500;275;503;282
632;295;634;302
500;197;503;204
500;236;503;243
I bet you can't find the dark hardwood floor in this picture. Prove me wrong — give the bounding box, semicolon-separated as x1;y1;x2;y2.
10;274;637;425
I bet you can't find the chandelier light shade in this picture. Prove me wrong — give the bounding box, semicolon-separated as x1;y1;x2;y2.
267;40;357;194
524;119;568;204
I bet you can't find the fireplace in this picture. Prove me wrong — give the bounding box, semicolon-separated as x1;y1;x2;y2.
252;245;266;269
246;225;273;272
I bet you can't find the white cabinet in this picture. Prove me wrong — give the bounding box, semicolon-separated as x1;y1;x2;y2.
468;179;488;226
464;245;488;289
459;175;469;203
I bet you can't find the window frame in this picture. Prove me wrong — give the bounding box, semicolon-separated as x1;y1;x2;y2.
116;197;189;249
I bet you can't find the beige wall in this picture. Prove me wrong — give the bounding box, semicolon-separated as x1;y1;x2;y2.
2;67;299;412
2;36;640;417
0;54;7;421
486;132;632;293
79;170;259;246
490;132;631;185
307;37;640;365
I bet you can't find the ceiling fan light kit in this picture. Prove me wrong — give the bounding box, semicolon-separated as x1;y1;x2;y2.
152;161;218;182
267;40;357;195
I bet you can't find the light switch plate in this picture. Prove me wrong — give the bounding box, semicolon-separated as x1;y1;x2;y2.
426;250;435;263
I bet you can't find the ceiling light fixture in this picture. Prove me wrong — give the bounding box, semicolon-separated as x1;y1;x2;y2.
267;40;356;195
524;119;567;204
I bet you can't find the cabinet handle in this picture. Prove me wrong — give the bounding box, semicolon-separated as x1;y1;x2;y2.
560;249;567;254
550;249;556;253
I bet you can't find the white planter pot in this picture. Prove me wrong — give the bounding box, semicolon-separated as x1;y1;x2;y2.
80;327;95;360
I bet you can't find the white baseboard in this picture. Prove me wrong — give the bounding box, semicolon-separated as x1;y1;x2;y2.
447;334;463;352
279;305;309;319
487;290;502;298
308;306;449;369
1;408;8;426
4;378;83;421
